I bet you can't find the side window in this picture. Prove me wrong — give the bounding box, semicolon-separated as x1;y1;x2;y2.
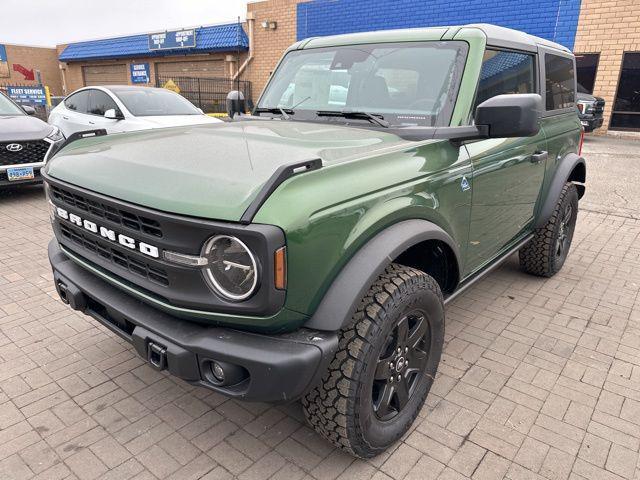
475;50;535;107
545;54;575;110
88;90;118;116
64;91;90;113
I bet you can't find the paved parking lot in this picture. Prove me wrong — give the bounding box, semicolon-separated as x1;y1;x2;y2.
1;135;639;480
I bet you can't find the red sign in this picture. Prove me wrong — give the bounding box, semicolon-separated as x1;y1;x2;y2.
12;63;34;81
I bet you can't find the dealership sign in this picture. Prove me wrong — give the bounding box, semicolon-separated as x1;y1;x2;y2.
148;29;196;50
6;86;46;105
130;63;150;83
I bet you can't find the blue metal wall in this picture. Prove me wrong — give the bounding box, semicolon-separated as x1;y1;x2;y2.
297;0;582;49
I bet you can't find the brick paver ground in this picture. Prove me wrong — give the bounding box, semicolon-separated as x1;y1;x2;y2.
1;136;639;480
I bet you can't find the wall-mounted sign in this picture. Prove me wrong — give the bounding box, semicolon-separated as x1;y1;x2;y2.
0;45;8;78
148;29;196;51
6;85;46;105
130;63;150;83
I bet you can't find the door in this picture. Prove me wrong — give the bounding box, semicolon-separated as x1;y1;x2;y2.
464;49;548;275
610;52;640;131
57;90;91;136
82;64;127;86
155;60;225;79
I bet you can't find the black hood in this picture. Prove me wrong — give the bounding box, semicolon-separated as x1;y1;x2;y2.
0;115;53;142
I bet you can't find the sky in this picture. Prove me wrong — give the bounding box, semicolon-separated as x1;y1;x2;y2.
0;0;253;47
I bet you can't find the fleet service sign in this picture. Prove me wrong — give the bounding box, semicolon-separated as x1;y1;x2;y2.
148;29;196;50
130;63;150;83
6;86;46;105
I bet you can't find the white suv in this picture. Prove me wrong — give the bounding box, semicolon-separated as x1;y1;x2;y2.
49;86;222;137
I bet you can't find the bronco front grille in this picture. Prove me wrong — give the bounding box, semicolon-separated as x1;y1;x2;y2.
0;140;50;166
60;223;169;287
51;185;163;237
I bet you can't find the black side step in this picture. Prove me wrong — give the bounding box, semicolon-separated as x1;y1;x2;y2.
49;129;108;159
240;158;322;224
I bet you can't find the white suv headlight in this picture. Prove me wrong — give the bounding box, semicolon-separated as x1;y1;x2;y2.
46;126;65;142
202;235;258;301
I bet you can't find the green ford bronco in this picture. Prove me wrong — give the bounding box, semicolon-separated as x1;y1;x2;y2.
45;24;585;457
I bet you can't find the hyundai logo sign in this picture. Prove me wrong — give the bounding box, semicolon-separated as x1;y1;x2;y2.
6;143;23;152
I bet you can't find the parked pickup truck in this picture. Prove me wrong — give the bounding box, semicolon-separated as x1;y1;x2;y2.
577;84;605;132
44;24;585;457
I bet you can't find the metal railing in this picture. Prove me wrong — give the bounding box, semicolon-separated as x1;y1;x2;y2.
155;75;253;114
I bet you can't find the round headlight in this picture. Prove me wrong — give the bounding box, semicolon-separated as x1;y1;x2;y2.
202;235;258;301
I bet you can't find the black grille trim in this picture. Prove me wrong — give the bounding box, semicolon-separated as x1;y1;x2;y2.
44;173;286;317
51;185;163;237
0;140;50;166
60;223;169;287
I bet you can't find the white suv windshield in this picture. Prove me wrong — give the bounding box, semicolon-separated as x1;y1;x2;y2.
0;93;25;116
112;88;200;116
257;41;468;127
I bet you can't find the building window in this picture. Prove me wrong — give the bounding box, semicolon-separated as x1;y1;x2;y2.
575;53;600;94
474;50;535;108
545;54;575;110
611;52;640;131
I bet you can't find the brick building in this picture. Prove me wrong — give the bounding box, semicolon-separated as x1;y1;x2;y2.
0;43;62;95
44;0;639;132
242;0;640;134
55;23;250;112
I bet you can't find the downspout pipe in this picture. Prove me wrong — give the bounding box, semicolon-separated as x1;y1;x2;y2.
233;15;254;80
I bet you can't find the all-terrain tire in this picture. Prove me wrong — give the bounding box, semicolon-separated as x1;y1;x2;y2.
519;182;579;277
302;263;444;458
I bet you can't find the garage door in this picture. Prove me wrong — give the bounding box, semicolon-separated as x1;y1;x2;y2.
82;64;127;86
155;60;225;78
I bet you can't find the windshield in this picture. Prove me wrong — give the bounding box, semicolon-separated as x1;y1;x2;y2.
112;88;201;116
257;41;468;127
0;93;25;116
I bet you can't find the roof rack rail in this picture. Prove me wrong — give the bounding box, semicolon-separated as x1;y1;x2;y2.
49;129;107;159
240;158;323;224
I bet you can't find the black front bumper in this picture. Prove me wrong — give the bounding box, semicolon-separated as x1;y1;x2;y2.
48;240;337;402
579;115;604;132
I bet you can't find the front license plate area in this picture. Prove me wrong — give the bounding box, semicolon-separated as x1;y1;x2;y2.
7;166;34;181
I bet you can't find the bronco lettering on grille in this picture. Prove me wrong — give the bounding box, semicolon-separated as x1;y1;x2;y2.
54;206;160;258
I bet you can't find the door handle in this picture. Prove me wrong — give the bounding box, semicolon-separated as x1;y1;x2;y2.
530;151;548;163
88;121;95;125
62;115;69;120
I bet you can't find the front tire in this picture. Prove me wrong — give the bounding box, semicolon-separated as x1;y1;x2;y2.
519;182;579;277
302;263;444;458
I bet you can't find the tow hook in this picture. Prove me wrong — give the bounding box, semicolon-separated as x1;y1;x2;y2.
147;342;167;370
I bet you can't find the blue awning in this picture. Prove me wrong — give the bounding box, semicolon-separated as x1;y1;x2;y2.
59;23;248;62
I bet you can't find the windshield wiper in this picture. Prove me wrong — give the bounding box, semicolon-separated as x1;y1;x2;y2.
254;106;293;120
316;110;389;128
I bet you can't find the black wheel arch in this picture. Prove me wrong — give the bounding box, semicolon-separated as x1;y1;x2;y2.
535;153;586;229
304;219;461;332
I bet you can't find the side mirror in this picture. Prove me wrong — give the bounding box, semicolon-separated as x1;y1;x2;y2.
104;109;123;120
475;94;542;138
22;105;36;116
226;90;245;119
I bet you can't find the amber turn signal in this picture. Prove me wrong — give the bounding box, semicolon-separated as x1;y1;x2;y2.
274;246;287;290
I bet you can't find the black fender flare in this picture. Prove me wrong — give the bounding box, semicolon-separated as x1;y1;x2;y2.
304;219;461;332
535;153;586;229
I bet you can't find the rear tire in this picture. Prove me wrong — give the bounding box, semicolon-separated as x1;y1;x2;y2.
302;263;444;458
519;182;579;277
